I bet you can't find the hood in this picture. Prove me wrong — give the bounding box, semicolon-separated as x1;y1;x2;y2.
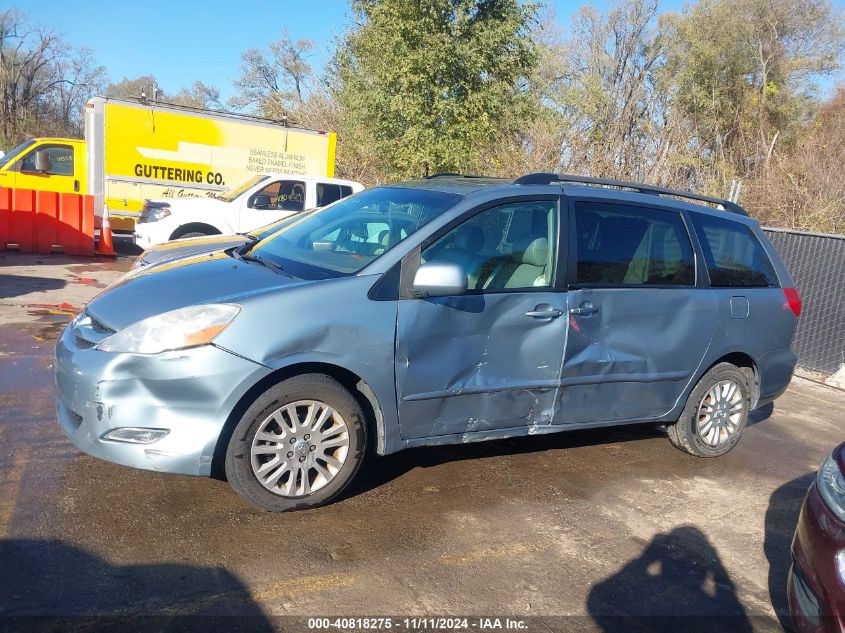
149;196;229;212
87;251;306;331
139;234;249;268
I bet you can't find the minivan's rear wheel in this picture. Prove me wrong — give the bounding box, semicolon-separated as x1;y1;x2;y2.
225;374;367;511
667;363;751;457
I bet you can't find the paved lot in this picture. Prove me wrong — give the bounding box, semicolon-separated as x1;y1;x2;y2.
0;250;843;631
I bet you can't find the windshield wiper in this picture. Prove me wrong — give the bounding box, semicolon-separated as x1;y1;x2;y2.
235;250;286;275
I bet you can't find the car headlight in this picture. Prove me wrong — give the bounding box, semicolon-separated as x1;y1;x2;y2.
139;205;171;223
96;304;239;354
817;451;845;523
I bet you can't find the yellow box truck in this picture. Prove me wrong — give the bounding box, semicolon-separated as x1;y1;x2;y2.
0;97;337;232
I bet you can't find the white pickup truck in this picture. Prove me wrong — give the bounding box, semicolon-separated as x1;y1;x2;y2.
133;173;364;249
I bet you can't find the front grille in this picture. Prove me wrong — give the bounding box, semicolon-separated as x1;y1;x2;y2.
89;317;114;334
73;334;96;349
71;312;115;348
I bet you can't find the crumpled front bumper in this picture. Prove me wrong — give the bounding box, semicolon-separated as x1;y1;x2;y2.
54;318;272;476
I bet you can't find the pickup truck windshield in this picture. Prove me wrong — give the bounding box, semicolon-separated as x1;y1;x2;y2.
217;175;269;202
0;139;35;169
249;187;461;279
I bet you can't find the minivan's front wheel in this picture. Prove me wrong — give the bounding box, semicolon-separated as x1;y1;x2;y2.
668;363;751;457
225;374;367;511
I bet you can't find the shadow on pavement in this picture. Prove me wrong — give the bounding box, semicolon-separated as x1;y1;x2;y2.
0;275;66;300
342;422;667;500
748;402;775;427
0;538;273;632
586;526;754;633
765;473;813;631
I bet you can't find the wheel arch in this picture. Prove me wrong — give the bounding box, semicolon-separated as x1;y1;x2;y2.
211;361;386;479
701;351;760;409
169;221;224;241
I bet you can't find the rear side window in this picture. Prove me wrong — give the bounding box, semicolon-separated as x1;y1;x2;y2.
317;183;354;207
574;202;695;286
690;214;778;287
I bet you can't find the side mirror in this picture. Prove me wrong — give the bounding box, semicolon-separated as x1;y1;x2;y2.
251;194;272;209
34;149;50;172
412;262;468;297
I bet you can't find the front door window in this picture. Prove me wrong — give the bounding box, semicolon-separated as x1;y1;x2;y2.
19;145;74;176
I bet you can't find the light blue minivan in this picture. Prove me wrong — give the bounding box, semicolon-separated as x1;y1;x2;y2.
54;173;800;511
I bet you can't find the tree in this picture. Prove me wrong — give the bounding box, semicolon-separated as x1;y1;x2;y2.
171;80;222;109
0;10;62;143
51;47;106;135
745;88;845;232
551;0;665;180
332;0;539;179
0;10;106;144
486;8;568;176
663;0;845;185
230;30;316;118
104;74;161;101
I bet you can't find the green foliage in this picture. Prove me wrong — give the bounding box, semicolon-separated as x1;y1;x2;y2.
662;0;844;174
332;0;540;178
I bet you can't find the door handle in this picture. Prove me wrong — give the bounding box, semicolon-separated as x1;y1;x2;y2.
525;305;563;319
74;179;80;193
570;302;598;316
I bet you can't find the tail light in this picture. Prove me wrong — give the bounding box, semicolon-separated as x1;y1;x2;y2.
783;287;802;317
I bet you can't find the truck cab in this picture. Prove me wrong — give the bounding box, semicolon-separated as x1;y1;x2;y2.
0;138;87;197
133;173;364;249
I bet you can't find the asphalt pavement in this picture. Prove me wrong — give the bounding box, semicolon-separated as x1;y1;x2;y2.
0;249;842;632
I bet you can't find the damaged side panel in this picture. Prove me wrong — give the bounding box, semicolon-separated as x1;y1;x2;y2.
556;287;718;425
395;292;568;439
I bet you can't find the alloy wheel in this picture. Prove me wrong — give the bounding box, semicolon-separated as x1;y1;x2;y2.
696;379;745;447
250;400;350;497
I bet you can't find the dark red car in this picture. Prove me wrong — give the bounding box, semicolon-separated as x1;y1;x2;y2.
789;442;845;631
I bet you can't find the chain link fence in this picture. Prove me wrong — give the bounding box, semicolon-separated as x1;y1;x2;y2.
764;228;845;375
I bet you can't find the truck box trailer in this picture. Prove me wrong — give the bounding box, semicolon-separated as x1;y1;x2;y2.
0;97;338;252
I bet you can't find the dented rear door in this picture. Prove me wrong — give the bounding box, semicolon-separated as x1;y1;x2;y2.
555;198;718;425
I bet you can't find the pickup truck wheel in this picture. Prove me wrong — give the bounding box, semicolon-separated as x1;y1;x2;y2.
668;363;751;457
225;374;367;512
178;231;207;239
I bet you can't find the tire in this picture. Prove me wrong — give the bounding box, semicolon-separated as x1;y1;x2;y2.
225;374;367;511
667;362;751;457
176;231;207;239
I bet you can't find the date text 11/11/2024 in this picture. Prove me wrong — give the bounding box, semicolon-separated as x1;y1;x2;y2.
307;617;529;630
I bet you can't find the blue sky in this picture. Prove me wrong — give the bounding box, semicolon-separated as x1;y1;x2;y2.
10;0;845;102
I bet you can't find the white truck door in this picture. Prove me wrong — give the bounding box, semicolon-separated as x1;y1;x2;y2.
238;178;307;233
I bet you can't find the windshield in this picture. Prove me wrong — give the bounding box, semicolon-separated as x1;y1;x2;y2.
216;175;268;202
249;187;462;279
248;210;320;240
0;139;35;169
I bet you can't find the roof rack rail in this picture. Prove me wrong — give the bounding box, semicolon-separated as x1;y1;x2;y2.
512;172;747;216
425;172;496;180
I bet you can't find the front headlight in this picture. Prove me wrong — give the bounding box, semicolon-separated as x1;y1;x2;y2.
97;304;239;354
139;205;171;223
817;450;845;523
